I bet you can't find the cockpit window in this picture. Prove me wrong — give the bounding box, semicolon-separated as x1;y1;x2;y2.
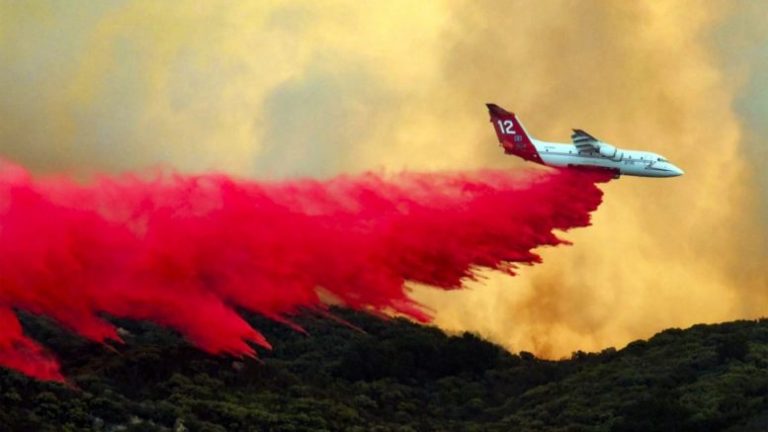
657;157;668;162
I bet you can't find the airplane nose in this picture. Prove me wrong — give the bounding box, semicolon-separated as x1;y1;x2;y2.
656;162;684;176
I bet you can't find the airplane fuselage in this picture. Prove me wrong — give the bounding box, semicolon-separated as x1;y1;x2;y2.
530;140;683;178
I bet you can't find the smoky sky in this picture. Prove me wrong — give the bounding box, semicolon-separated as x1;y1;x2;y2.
0;0;765;357
712;3;768;219
256;62;395;179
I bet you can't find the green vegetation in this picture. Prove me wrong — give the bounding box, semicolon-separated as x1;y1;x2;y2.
1;310;766;431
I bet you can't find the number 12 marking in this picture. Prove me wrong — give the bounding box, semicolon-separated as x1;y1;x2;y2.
497;120;516;135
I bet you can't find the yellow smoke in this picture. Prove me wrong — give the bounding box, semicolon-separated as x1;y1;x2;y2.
409;0;768;357
0;1;765;357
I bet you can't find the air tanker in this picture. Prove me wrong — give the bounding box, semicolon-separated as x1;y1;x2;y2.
487;104;684;178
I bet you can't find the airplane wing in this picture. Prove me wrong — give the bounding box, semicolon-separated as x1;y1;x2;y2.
571;129;600;152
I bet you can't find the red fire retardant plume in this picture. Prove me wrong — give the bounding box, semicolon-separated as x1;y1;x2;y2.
0;161;611;381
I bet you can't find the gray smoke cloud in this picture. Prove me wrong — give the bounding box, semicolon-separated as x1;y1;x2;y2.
712;2;768;218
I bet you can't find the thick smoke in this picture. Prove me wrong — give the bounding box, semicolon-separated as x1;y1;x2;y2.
0;162;610;381
410;1;768;356
1;2;765;359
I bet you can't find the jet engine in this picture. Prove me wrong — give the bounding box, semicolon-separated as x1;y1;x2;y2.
597;143;623;161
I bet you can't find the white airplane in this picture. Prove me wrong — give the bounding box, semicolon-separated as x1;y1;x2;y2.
487;103;684;178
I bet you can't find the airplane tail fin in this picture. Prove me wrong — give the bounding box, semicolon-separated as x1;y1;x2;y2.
486;103;541;163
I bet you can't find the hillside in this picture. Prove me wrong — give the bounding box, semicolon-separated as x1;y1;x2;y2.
1;310;766;431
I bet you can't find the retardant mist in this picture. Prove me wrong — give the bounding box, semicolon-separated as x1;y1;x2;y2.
0;161;610;381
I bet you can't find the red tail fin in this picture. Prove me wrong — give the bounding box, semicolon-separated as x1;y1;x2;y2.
486;104;542;164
